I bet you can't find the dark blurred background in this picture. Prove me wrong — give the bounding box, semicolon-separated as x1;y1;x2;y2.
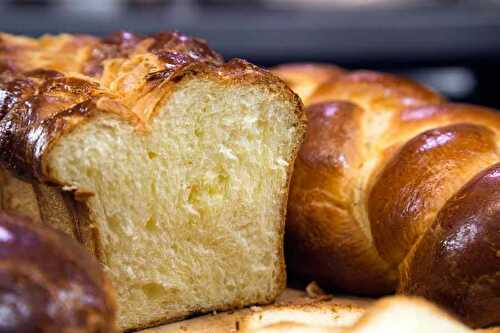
1;0;500;108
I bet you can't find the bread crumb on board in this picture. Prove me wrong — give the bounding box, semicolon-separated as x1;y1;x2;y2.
306;281;333;300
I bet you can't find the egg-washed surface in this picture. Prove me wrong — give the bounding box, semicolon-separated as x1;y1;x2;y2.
0;31;223;179
0;211;117;333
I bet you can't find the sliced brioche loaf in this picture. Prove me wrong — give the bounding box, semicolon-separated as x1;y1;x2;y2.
240;302;365;333
241;296;473;333
0;32;305;330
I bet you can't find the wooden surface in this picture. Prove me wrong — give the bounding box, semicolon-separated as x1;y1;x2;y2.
141;288;374;333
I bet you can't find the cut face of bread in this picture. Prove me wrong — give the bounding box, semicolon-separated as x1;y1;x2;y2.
47;76;299;329
0;32;305;330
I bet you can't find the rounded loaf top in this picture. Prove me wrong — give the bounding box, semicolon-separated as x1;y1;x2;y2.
0;211;117;333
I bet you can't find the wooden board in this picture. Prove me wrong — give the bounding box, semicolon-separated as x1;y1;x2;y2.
141;288;374;333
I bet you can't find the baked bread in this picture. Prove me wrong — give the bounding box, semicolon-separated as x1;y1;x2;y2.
240;302;364;333
273;63;500;327
271;64;345;104
0;32;305;330
0;211;116;332
241;296;472;333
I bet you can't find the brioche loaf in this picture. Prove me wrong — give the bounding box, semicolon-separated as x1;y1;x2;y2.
0;211;117;332
241;296;473;333
273;63;500;327
0;32;305;330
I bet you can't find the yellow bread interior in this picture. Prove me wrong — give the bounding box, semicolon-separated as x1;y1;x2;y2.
47;77;300;329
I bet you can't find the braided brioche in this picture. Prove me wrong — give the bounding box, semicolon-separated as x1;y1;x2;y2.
0;32;305;330
273;63;500;328
0;211;117;332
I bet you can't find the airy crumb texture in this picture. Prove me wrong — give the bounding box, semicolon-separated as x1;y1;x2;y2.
48;77;299;329
275;64;500;328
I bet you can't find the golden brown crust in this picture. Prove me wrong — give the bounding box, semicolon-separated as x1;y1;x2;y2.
0;32;223;181
381;103;500;147
308;70;444;111
369;123;499;266
0;32;304;331
0;32;301;185
280;63;500;327
400;163;500;328
0;211;117;332
284;67;445;295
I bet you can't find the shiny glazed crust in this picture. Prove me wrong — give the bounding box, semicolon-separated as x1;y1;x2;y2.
273;64;500;328
0;211;117;332
0;32;302;182
399;162;500;327
271;63;345;103
0;32;304;331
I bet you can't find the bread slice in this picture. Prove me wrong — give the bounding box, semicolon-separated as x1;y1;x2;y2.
270;64;345;103
240;302;365;333
241;296;473;333
0;32;305;330
349;296;472;333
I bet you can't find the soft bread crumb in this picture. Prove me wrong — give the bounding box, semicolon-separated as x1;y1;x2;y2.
47;77;299;329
